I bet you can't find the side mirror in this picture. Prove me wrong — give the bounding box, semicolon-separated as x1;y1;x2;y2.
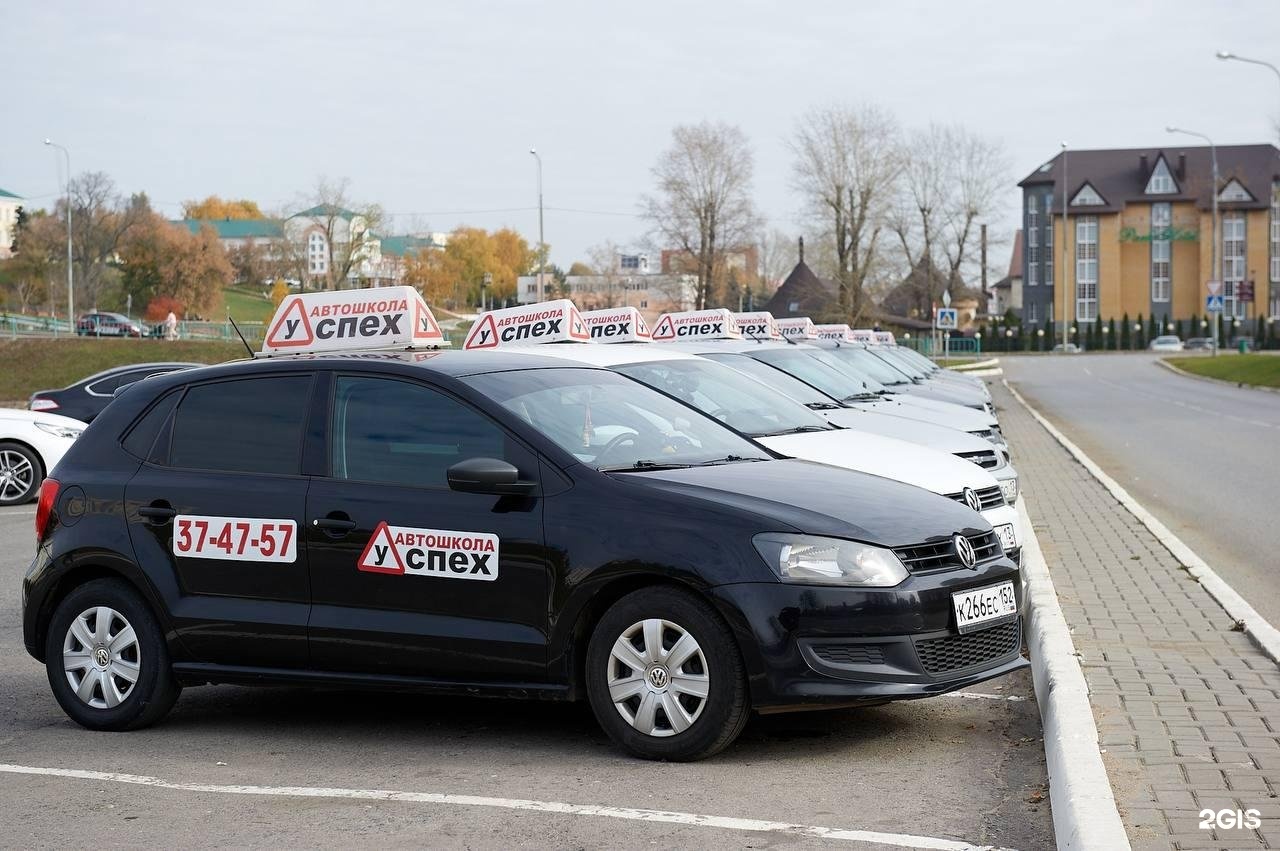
447;457;537;496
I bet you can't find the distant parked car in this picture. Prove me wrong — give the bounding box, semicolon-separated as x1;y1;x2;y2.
1052;343;1082;353
1184;337;1217;351
28;363;199;424
1148;335;1184;352
76;312;144;338
0;408;83;505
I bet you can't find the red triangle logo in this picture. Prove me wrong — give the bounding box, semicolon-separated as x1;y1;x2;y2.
652;315;675;340
634;313;651;338
357;521;405;574
568;306;589;340
465;314;500;349
265;298;314;348
414;300;442;342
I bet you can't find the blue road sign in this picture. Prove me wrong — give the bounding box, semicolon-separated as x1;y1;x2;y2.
934;308;959;330
1206;295;1224;313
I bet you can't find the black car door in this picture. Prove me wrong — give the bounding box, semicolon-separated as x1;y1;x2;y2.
124;372;316;668
305;371;550;680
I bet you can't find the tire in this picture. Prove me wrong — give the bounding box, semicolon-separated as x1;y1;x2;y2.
0;441;42;506
585;586;749;761
44;578;180;731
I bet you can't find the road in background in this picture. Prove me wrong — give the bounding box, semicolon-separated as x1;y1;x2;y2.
1002;353;1280;623
0;506;1051;849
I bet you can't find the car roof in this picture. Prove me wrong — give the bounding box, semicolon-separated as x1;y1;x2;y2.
477;344;701;367
172;348;611;380
661;339;797;354
72;362;203;387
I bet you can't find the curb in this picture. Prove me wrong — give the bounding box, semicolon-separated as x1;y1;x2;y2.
1017;498;1131;851
1154;357;1280;395
1004;379;1280;665
947;357;1000;373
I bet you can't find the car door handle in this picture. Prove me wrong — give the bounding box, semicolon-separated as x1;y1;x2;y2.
313;516;357;534
138;505;177;523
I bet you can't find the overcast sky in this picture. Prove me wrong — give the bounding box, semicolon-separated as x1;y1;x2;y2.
3;1;1277;268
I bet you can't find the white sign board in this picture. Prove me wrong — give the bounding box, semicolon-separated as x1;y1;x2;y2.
464;300;590;349
774;317;818;340
651;309;741;341
934;308;959;330
874;331;896;345
850;329;877;343
1207;280;1223;296
732;312;782;340
260;286;448;356
813;323;856;342
582;306;652;343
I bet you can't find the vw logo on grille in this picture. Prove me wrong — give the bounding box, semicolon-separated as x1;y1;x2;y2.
962;488;981;512
954;534;977;569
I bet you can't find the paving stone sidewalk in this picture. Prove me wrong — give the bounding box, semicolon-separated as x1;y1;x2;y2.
994;379;1280;851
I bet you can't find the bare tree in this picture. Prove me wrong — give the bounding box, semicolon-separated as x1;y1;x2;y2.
756;226;798;292
790;104;901;321
641;122;758;309
58;172;146;310
289;177;384;290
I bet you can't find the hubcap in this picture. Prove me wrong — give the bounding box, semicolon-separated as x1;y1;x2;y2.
607;618;709;737
63;606;141;709
0;450;34;502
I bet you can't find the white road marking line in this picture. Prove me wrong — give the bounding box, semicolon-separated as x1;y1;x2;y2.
0;763;1013;851
0;509;36;517
1093;375;1279;431
946;691;1028;702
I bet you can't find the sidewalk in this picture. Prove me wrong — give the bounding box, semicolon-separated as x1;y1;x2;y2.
993;380;1280;850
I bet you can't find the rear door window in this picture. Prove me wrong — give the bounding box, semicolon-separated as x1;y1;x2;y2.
168;375;313;475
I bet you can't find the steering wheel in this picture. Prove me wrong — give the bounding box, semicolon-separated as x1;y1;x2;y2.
594;432;640;466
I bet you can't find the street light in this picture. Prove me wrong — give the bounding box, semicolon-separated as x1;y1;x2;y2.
529;148;545;302
1216;50;1280;100
43;139;73;326
1167;126;1221;356
1059;141;1070;355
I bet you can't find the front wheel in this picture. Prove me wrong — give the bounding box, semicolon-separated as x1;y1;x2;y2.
44;579;181;731
585;587;749;761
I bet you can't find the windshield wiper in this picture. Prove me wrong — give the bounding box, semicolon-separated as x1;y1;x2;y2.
598;459;693;472
804;401;841;410
758;425;830;436
687;455;768;466
842;393;880;403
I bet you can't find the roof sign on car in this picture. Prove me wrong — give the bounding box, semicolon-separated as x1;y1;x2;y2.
850;329;878;343
259;286;448;356
582;307;652;343
652;308;741;342
732;312;782;341
464;299;591;349
773;317;818;340
873;331;897;345
813;323;857;342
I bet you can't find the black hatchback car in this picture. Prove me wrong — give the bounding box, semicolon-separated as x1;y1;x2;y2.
23;351;1025;760
29;363;198;423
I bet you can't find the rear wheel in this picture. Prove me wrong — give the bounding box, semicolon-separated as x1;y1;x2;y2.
45;579;180;731
0;442;41;505
585;587;749;761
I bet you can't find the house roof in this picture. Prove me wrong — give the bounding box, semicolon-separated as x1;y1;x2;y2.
1018;144;1280;213
0;187;21;200
763;258;837;317
291;204;360;220
175;219;283;239
379;234;443;258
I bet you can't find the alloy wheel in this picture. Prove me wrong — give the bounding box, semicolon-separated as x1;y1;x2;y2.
0;449;34;502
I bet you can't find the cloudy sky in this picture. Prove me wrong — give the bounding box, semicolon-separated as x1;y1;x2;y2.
3;1;1276;267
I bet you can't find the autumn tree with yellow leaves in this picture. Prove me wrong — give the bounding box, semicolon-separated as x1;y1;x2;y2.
403;227;536;309
181;196;265;220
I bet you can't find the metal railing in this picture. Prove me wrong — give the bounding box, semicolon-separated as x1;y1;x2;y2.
1;313;265;343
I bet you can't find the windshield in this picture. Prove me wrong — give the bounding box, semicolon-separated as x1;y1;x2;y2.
819;347;904;388
463;367;772;471
699;353;841;408
749;349;879;402
870;348;927;380
892;347;938;373
614;358;834;437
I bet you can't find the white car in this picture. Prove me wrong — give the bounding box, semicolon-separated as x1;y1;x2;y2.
1149;335;1184;352
0;409;85;505
496;340;1023;555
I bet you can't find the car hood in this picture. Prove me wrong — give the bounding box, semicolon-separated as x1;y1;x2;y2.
0;408;86;429
758;429;999;496
818;409;998;457
883;394;998;429
614;458;989;547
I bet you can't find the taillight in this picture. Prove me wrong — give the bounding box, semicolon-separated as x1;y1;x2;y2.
35;478;60;543
29;398;59;412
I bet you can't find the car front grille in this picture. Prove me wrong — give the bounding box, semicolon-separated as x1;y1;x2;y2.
914;619;1021;675
969;429;995;441
809;644;885;666
954;450;1001;470
893;531;1003;572
944;485;1005;510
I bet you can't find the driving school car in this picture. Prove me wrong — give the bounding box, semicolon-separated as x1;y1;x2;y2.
23;288;1025;762
473;305;1020;555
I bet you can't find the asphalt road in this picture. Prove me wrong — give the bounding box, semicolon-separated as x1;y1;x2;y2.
1003;353;1280;624
0;506;1052;850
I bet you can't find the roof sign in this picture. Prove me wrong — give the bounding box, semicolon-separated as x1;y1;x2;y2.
850;328;878;343
582;307;652;343
813;323;857;342
874;331;897;345
652;308;741;342
774;317;818;340
260;286;448;356
732;312;782;341
464;299;590;349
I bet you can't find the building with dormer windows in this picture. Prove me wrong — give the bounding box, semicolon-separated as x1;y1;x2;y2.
1017;144;1280;332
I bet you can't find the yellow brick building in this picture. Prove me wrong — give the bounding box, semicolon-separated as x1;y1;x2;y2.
1017;145;1280;338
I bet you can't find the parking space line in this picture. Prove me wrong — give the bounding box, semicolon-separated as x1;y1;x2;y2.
0;763;1014;850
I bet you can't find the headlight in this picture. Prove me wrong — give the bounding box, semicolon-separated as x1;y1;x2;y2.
999;477;1019;504
753;533;908;587
34;421;83;439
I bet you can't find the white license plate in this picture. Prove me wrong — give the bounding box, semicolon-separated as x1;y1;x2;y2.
994;523;1017;552
952;581;1017;634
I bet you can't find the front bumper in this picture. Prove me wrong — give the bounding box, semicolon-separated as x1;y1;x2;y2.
710;559;1026;710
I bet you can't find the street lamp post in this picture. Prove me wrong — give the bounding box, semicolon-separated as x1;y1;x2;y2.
43;139;73;327
1059;141;1070;354
529;148;545;302
1167;126;1220;356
